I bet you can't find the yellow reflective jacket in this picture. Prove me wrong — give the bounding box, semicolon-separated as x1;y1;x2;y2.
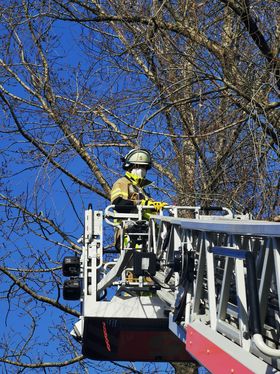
111;172;152;205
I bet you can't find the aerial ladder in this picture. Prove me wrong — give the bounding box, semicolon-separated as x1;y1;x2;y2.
62;204;280;373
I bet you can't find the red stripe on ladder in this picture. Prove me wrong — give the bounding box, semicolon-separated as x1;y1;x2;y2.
186;325;254;374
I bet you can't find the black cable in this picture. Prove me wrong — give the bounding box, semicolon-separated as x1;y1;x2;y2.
148;272;176;290
152;273;187;290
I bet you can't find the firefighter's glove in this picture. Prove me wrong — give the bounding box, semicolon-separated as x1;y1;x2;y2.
141;199;167;212
141;198;153;206
151;201;168;212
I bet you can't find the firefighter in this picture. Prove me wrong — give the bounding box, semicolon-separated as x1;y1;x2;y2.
111;148;167;250
111;148;166;213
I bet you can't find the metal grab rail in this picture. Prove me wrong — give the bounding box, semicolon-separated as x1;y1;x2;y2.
253;334;280;357
170;205;234;218
104;204;166;226
209;246;280;358
104;205;139;227
104;204;235;227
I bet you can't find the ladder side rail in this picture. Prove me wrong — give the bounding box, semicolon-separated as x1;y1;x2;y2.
184;230;195;325
192;231;207;317
205;233;217;330
172;225;182;308
165;225;175;265
258;238;274;326
152;215;280;237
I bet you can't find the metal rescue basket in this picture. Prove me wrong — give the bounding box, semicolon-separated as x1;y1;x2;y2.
62;205;280;372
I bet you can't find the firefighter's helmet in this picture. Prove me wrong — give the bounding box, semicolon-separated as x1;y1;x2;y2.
122;149;152;170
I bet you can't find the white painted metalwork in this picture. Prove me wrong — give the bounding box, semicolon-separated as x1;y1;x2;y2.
71;204;280;370
150;212;280;369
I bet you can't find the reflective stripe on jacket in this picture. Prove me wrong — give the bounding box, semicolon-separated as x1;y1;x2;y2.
111;173;152;204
